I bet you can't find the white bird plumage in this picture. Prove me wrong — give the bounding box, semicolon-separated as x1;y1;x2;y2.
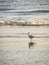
28;32;34;39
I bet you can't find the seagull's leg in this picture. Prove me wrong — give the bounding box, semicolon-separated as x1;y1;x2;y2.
30;38;32;42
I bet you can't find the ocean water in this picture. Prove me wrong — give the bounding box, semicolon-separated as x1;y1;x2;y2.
0;0;49;20
0;26;49;65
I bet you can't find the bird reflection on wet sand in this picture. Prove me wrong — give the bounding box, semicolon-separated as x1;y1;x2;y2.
28;42;36;48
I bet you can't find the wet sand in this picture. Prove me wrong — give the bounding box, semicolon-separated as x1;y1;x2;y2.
0;26;49;65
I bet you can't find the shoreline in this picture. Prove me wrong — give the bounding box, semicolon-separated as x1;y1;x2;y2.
0;20;49;26
0;24;49;26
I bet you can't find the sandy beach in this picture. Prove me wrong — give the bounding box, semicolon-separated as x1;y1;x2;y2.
0;26;49;65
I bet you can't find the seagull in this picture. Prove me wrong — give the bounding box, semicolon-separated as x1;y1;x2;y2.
28;32;34;42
